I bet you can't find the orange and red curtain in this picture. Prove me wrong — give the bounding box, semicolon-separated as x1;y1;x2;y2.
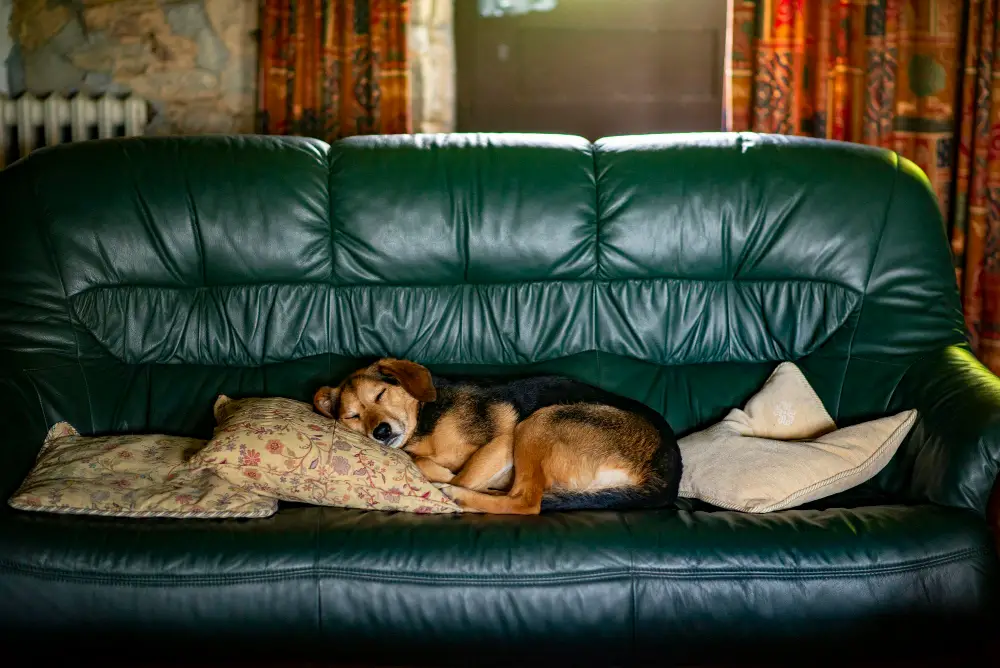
726;0;1000;373
257;0;411;140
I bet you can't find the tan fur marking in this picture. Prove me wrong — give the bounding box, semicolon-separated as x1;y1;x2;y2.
413;457;455;484
450;432;514;491
445;405;654;515
420;414;480;471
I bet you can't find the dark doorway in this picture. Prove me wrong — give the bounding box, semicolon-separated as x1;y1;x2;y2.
455;0;728;141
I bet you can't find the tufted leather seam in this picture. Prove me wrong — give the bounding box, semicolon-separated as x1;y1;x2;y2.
326;148;340;395
26;157;96;433
592;143;603;377
179;160;207;288
0;545;988;586
833;151;901;421
591;143;602;278
68;276;865;299
68;281;861;368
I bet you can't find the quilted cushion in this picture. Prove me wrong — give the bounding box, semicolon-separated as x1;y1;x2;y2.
0;499;993;662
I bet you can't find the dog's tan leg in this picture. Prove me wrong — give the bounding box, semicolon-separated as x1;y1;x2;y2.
413;456;455;484
445;417;551;515
450;432;514;491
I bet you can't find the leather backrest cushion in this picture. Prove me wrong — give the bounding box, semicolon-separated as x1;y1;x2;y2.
0;133;965;447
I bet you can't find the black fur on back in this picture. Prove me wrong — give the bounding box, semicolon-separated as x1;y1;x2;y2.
421;373;683;512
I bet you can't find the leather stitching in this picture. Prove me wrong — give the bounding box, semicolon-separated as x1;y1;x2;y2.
0;545;989;587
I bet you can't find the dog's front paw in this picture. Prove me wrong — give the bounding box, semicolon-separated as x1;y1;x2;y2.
434;484;483;513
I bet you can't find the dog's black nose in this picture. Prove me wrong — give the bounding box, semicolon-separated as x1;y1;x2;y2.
372;422;393;443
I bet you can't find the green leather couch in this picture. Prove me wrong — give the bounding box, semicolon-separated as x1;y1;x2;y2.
1;132;998;665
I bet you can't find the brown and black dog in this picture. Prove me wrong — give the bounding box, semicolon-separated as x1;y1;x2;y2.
313;358;682;515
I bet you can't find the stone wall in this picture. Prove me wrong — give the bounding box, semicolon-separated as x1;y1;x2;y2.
0;0;12;93
6;0;257;134
5;0;456;135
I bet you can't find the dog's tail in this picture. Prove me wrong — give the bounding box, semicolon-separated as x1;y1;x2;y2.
540;487;653;512
540;406;682;513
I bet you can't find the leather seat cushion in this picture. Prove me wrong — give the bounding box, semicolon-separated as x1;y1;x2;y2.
1;498;994;663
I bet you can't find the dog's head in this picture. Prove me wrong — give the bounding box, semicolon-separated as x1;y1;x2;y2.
313;358;436;448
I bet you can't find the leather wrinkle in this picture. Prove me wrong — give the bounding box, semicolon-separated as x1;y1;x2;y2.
179;156;208;288
722;163;736;363
131;168;185;287
833;151;901;421
459;149;470;283
63;274;865;298
68;278;861;367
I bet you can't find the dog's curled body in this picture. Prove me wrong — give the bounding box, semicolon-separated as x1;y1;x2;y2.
314;359;682;515
413;374;682;512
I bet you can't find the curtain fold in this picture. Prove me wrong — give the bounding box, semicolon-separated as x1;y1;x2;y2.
257;0;411;141
409;0;456;133
727;0;1000;373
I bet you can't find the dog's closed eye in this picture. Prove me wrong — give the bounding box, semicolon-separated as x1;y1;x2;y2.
344;414;359;420
375;390;385;402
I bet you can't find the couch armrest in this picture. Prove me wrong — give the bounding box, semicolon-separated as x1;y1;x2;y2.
888;345;1000;517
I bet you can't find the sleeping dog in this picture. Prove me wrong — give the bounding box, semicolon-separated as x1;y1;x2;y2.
313;358;682;515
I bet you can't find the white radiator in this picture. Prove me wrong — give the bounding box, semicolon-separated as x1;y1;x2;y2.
0;93;149;169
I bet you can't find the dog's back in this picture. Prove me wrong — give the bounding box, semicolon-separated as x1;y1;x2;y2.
433;374;682;511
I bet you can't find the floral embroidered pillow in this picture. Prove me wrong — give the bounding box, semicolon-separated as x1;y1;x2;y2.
189;396;460;514
8;422;277;519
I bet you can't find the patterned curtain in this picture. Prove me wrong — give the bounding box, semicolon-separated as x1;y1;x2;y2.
727;0;1000;374
257;0;411;141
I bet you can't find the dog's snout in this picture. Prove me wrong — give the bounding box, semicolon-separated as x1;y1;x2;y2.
372;422;393;443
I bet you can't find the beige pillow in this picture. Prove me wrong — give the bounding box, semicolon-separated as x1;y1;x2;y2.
8;422;277;519
678;362;917;513
189;396;460;514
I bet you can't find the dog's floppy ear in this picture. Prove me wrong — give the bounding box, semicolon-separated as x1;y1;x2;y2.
376;358;437;403
313;385;342;418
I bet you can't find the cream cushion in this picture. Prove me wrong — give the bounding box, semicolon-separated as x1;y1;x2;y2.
678;362;917;513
